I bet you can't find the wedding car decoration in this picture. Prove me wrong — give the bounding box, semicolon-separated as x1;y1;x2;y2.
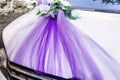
33;0;77;19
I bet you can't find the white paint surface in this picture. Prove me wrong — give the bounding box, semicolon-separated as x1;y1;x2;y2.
71;10;120;63
0;71;7;80
1;9;120;79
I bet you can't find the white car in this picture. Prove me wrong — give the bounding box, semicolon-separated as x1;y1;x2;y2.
0;0;120;80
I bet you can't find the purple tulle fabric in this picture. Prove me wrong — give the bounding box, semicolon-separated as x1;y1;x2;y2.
2;0;120;80
36;0;54;4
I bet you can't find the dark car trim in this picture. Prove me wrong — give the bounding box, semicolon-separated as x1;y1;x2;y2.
7;61;69;80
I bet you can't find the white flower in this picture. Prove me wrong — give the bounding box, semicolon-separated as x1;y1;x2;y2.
38;4;50;13
61;0;71;6
31;0;37;4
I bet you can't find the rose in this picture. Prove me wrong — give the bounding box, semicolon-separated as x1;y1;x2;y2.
38;4;50;13
61;0;71;6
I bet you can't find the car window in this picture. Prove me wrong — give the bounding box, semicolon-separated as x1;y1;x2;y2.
68;0;120;12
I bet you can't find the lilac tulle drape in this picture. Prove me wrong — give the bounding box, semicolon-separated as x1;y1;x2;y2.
36;0;55;4
2;0;120;80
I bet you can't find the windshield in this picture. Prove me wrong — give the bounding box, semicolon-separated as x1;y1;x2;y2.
68;0;120;12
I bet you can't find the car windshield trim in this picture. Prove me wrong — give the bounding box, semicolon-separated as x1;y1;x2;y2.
72;6;120;14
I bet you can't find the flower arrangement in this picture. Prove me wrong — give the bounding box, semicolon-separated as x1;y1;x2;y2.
33;0;77;19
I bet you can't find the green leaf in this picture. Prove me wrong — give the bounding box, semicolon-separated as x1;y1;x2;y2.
37;11;44;16
62;6;69;10
62;6;71;11
51;14;56;18
50;6;56;11
54;0;61;5
32;3;36;7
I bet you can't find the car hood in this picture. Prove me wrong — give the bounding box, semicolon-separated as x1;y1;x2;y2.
70;9;120;63
3;9;120;71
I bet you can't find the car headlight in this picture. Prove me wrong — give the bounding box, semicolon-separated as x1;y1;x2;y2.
0;48;10;80
0;48;6;67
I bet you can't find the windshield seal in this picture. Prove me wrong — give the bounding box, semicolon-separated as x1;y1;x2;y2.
72;6;120;14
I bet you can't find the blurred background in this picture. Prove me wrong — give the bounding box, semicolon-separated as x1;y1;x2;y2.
0;0;34;48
